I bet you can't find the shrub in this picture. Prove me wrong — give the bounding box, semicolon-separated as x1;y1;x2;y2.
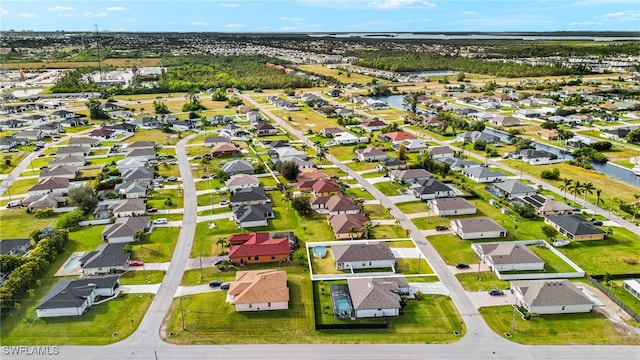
33;208;55;218
540;168;560;180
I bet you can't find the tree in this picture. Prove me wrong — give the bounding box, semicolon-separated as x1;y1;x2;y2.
55;209;84;231
581;182;595;208
278;160;300;182
153;99;169;114
68;185;97;215
569;180;583;205
3;155;11;166
134;230;149;242
216;237;228;252
541;224;559;240
595;188;604;208
540;168;560;180
85;98;109;120
457;72;466;82
559;178;572;200
398;142;408;160
211;88;228;101
291;197;312;216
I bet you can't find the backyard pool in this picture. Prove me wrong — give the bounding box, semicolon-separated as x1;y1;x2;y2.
330;284;354;318
312;246;327;258
64;255;82;269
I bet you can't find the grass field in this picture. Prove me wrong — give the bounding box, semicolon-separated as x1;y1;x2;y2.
456;272;510;292
4;178;38;197
298;65;379;84
373;181;406;196
132;227;180;263
0;209;60;238
369;225;408;239
344;187;375;200
396;201;428;214
480;305;640;345
119;270;165;285
146;189;184;210
0;152;27;174
364;204;393;220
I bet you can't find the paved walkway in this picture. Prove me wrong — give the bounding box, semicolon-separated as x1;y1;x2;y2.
466;290;516;308
196;212;233;223
120;284;161;294
406;211;433;219
184;256;228;270
408;281;450;296
129;262;170;271
390;247;422;258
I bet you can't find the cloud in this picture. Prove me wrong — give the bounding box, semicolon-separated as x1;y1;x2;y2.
0;8;8;15
571;0;638;6
570;21;602;26
106;6;127;11
219;2;239;7
57;14;75;18
85;12;108;17
224;23;245;27
602;10;640;22
19;13;36;18
280;17;304;21
190;21;208;25
462;11;477;15
367;0;436;9
48;6;74;11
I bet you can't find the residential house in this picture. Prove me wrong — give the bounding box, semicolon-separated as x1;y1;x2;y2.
462;167;506;183
110;110;135;120
68;137;100;148
60;118;89;128
21;114;47;123
411;178;456;200
0;136;22;150
50;109;75;121
121;167;154;183
536;129;560;141
355;147;388;162
114;181;149;199
335;108;354;118
428;198;476;216
116;158;147;172
132;116;159;128
230;187;270;206
226;174;260;192
219;124;244;138
379;131;415;143
396;139;428;153
89;128;115;140
80;243;130;276
456;131;501;144
332;132;364;145
28;177;71;196
35;276;121;318
440;157;482;172
427;146;455;160
232;204;275;228
518;149;558;165
0;119;27;130
361;120;387;132
544;215;606;241
511;279;594;315
487;180;536;199
389;169;433;184
123;141;156;153
623;279;640;301
328;213;369;239
332;242;395;270
108;198;147;218
518;194;573;216
0;239;32;256
40;165;77;180
297;168;330;182
171;120;198;131
490;116;521;127
347;277;407;318
602;128;631;142
473;243;545;272
221;160;255;176
21;194;68;211
100;102;120;112
101;216;151;243
311;179;341;197
14;129;43;141
321;127;346;137
210;143;240;157
204;136;231;147
104;123;137;134
228;233;290;265
227;269;289;312
246;111;263;123
56;146;90;158
377;158;406;171
451;218;507;240
325;194;360;215
253;122;278;136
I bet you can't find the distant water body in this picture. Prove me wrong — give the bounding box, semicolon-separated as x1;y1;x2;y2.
308;33;640;41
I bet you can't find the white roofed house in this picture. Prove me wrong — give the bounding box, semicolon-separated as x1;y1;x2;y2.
226;174;260;192
451;218;507;240
489;116;521;127
462;167;507;183
428;197;476;216
473;242;545;272
511;279;594;315
332;242;395;271
355;147;388;162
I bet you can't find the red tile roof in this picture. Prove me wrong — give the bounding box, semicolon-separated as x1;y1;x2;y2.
383;131;416;141
228;233;290;259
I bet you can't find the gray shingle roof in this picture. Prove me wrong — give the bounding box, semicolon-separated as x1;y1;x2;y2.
348;277;404;311
81;243;130;269
332;242;394;263
36;276;120;310
545;215;606;237
230;187;269;203
476;243;544;265
511;279;593;307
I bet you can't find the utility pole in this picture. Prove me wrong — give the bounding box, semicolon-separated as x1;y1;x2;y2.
179;296;185;330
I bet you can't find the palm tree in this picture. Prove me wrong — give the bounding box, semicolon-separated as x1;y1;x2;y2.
559;178;572;201
581;182;595;208
348;226;357;240
632;193;640;223
394;218;401;226
569;180;583;205
216;237;228;252
595;188;604;208
614;197;626;216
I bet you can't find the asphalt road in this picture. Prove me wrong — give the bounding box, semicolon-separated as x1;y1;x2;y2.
3;101;639;359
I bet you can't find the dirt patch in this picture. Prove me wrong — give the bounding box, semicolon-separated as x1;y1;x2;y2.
575;281;640;336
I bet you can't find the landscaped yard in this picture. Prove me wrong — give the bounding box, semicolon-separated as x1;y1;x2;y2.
4;178;38;197
396;257;434;275
125;129;181;146
132;227;180;263
0;210;61;238
119;270;165;285
456;272;510;292
396;201;428;214
146;189;184;210
369;225;408;239
309;247;342;275
428;234;478;266
344;187;375;200
364;204;393;220
0;294;153;345
373;181;406;196
480;305;640;345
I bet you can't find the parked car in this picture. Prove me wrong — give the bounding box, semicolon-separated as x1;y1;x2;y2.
435;225;449;231
201;175;210;179
147;208;158;213
455;263;470;269
214;258;228;266
153;218;168;225
219;200;230;206
592;220;603;226
6;200;22;208
220;282;231;290
488;289;504;296
129;260;144;266
209;280;222;288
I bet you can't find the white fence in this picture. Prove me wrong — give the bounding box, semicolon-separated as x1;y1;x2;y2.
79;219;112;226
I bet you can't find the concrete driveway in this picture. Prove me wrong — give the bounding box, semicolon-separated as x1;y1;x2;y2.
409;281;450;296
129;262;170;271
391;247;423;259
119;284;161;294
175;284;223;297
467;290;516;308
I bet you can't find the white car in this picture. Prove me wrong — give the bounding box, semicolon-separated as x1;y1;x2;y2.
153;218;168;225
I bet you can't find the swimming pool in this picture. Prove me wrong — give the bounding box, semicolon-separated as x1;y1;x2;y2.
330;284;354;318
64;256;82;269
312;246;327;258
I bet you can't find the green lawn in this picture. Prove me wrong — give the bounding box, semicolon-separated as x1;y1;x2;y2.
0;152;27;174
344;187;375;200
388;240;416;248
4;178;38;197
529;245;577;273
428;234;478;265
0;294;153;345
0;210;60;238
456;272;510;292
396;258;434;275
328;145;357;161
364;204;393;220
480;305;640;345
347;161;379;171
412;216;450;230
373;181;406;196
119;270;165;285
369;225;408;239
132;227;179;263
258;176;279;187
310;248;342;275
195;179;224;191
396;201;428;214
146;189;184;210
602;280;640;318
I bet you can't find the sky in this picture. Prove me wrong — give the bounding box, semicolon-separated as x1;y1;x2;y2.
0;0;639;32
